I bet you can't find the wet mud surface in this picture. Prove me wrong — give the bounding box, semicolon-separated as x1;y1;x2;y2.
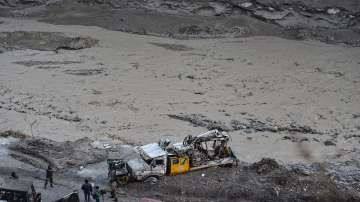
9;137;107;169
1;0;359;46
0;1;359;201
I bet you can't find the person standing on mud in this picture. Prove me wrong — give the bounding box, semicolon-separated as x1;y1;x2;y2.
93;186;100;202
110;181;118;202
10;171;18;179
81;179;93;202
44;165;54;189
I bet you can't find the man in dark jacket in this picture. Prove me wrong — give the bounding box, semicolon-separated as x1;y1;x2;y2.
81;179;93;202
10;171;18;179
44;165;54;189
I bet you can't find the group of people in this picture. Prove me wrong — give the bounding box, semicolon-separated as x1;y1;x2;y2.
81;179;102;202
43;165;103;202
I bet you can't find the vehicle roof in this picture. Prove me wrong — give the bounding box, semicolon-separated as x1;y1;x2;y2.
127;157;150;171
0;177;33;192
139;143;167;159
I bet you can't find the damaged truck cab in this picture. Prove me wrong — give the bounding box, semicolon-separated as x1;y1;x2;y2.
127;143;168;181
108;130;238;184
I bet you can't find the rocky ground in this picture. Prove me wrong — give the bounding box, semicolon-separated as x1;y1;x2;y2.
0;0;359;201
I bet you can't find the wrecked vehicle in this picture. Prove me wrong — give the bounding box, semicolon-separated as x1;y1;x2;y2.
0;178;41;202
54;191;80;202
0;177;80;202
108;130;238;184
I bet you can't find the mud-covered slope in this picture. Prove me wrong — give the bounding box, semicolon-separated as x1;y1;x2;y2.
1;133;359;202
2;0;359;12
1;0;360;46
254;0;360;13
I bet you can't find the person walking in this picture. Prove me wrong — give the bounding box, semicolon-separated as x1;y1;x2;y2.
10;171;18;179
44;165;54;189
110;181;118;202
93;186;100;202
81;179;93;202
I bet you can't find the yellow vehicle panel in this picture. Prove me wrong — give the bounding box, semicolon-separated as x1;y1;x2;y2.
169;156;190;175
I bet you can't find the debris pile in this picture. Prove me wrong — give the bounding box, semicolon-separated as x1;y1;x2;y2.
0;130;28;139
249;158;280;175
126;158;360;202
286;161;360;197
0;31;98;51
0;0;45;7
231;119;321;134
58;36;98;50
64;68;105;76
168;113;322;134
64;0;360;45
168;114;230;132
149;42;194;51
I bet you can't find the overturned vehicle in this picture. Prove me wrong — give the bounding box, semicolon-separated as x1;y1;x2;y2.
108;130;238;184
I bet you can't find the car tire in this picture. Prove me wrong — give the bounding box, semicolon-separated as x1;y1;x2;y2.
143;176;159;184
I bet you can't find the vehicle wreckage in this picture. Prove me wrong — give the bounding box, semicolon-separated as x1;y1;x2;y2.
108;130;238;184
0;177;79;202
0;178;40;202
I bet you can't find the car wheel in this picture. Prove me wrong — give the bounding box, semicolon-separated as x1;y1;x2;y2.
143;176;159;184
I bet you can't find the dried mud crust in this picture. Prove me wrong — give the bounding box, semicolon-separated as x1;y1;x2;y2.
126;158;360;202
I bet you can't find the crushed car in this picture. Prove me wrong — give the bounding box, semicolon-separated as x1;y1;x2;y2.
108;130;238;184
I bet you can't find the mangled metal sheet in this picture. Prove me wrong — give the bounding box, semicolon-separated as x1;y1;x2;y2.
197;130;227;138
192;130;229;142
127;157;150;172
167;142;189;155
0;177;32;192
172;142;189;151
139;143;167;159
